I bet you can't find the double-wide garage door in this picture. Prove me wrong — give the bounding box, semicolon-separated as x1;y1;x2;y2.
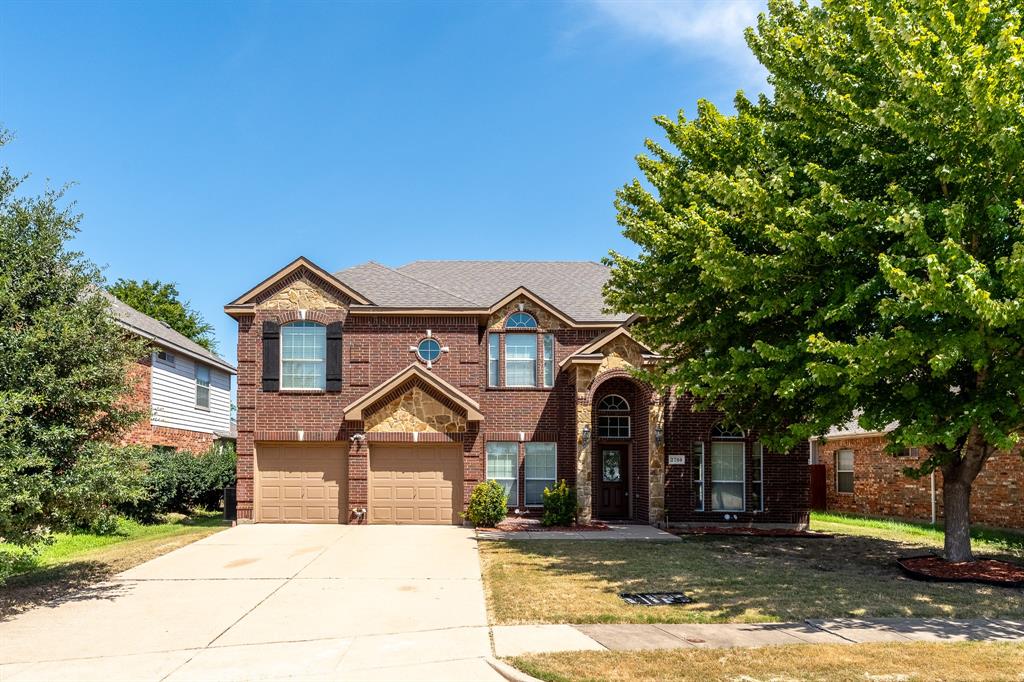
369;445;463;525
256;444;347;523
254;442;463;525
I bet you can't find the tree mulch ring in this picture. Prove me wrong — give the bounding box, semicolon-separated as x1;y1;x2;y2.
487;518;610;532
670;527;833;539
897;553;1024;587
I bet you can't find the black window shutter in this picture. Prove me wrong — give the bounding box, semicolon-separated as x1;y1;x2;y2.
262;321;280;392
326;321;343;392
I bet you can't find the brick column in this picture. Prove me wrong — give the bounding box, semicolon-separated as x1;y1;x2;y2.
347;434;368;524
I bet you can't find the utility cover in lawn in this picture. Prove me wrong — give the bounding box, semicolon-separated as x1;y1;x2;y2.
620;592;692;606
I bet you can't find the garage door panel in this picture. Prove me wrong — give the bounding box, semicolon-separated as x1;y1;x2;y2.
256;445;347;524
369;445;463;525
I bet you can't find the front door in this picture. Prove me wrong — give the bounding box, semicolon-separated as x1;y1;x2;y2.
598;445;629;519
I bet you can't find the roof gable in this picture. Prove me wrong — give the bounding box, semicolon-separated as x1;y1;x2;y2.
487;287;576;328
225;257;371;314
560;326;659;368
344;364;484;421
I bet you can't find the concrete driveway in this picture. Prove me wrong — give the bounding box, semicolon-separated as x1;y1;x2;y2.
0;525;503;681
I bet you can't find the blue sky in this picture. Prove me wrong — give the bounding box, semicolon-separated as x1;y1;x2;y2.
1;0;766;368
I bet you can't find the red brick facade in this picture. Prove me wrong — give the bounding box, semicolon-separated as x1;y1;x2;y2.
119;355;218;453
663;393;811;527
817;434;1024;531
231;265;811;527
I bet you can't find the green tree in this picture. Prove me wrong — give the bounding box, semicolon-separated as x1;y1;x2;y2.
108;279;217;351
605;0;1024;562
0;134;147;544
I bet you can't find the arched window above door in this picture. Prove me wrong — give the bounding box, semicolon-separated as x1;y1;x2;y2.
597;394;630;439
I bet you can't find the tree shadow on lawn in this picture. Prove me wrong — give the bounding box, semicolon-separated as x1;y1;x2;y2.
0;561;131;621
488;534;1024;624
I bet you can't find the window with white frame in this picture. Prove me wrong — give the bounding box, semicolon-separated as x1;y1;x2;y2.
156;350;175;365
506;312;538;328
504;334;537;387
488;333;500;387
752;442;764;511
836;449;854;493
692;441;705;510
542;333;554;388
281;322;326;390
525;442;556;505
711;424;745;511
486;442;519;506
195;364;210;409
597;394;630;439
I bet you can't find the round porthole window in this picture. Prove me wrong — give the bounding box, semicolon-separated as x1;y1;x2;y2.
417;338;442;363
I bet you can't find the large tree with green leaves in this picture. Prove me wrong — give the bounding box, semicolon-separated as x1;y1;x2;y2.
0;135;146;544
108;279;217;351
605;0;1024;562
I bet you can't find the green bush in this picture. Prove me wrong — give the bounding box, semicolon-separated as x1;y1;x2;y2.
463;480;508;527
120;443;236;522
541;480;577;527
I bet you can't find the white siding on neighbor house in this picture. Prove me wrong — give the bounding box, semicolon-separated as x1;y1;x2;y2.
151;351;231;434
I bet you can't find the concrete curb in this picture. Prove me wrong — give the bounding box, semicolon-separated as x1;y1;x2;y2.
486;657;545;682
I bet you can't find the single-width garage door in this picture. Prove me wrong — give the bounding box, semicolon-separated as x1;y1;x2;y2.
369;445;463;525
256;444;347;523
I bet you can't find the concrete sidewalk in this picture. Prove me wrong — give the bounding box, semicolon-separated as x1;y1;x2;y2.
491;618;1024;656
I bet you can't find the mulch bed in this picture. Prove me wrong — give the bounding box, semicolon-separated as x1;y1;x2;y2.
484;519;611;532
670;526;834;539
897;554;1024;587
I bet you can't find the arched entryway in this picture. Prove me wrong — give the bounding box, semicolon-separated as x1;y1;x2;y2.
587;373;653;522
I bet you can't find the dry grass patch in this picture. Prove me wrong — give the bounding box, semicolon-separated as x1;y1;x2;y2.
509;641;1024;682
479;517;1024;624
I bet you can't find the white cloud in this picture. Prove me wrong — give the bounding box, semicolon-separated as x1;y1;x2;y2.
585;0;768;85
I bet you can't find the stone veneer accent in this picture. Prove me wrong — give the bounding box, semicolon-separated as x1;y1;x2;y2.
648;395;666;524
364;386;468;434
574;337;648;398
575;403;593;522
256;277;346;310
487;295;566;330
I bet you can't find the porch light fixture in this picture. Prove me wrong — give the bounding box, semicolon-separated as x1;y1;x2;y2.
654;424;664;448
581;424;591;447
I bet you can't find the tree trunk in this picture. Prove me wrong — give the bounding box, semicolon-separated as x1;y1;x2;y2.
941;471;974;562
940;434;989;563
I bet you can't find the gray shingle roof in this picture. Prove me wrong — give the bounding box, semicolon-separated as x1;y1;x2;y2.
102;290;236;374
335;260;627;323
335;262;478;308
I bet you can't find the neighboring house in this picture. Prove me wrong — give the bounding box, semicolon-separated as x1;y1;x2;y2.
105;291;237;453
224;257;809;526
812;422;1024;530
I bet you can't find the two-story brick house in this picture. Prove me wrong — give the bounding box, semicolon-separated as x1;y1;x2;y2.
225;257;809;526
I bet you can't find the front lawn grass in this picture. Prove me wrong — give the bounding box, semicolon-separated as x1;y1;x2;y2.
509;641;1024;682
479;513;1024;624
1;511;227;617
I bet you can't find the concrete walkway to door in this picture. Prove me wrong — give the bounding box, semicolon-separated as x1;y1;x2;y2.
0;525;504;681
